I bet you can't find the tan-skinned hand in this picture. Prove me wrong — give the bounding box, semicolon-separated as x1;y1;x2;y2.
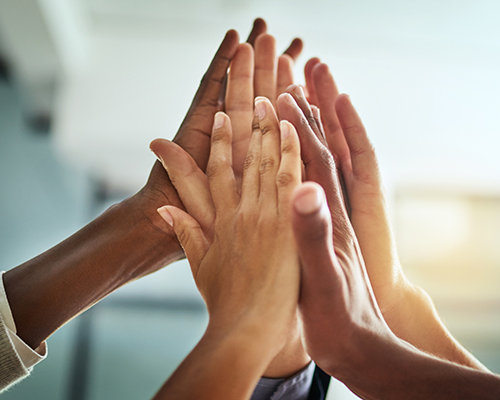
153;99;305;399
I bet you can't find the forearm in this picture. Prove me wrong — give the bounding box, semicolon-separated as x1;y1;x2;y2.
382;283;487;371
340;335;500;400
4;191;182;350
154;322;276;400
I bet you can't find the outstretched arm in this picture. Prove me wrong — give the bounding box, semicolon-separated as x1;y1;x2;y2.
292;182;500;400
3;28;241;351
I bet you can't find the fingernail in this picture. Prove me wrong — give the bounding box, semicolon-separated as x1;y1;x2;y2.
280;120;291;139
157;206;173;226
255;99;267;120
213;112;225;130
294;86;306;99
294;185;324;215
150;149;163;164
283;93;295;104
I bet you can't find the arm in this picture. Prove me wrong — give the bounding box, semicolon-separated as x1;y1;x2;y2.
277;78;486;370
291;182;500;400
3;28;241;351
153;99;303;399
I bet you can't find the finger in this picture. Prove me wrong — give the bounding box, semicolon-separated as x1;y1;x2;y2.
304;57;321;106
277;54;294;97
292;183;342;304
285;84;326;146
254;34;277;102
206;112;239;211
277;93;352;243
225;43;254;177
335;94;379;184
150;139;215;234
283;38;304;62
276;92;326;168
255;97;281;206
173;29;239;170
312;63;350;166
215;18;266;112
277;120;301;217
240;122;262;202
157;206;209;277
311;105;326;141
246;18;267;47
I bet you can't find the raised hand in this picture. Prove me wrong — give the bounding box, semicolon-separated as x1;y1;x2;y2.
153;98;305;399
279;64;486;370
292;182;500;400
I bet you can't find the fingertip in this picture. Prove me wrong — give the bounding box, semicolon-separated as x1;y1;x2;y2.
157;206;173;226
237;42;254;55
149;138;163;153
253;18;267;32
278;53;293;64
284;38;304;60
293;182;326;215
255;33;277;49
280;120;292;139
305;57;321;72
224;29;239;44
213;111;227;130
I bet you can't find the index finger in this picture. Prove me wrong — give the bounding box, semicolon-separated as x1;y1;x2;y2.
173;29;239;170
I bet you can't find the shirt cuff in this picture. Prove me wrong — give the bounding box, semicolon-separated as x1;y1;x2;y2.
251;361;315;400
0;271;47;370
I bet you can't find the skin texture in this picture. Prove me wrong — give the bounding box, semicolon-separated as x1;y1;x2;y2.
276;72;486;371
292;182;500;400
153;100;303;399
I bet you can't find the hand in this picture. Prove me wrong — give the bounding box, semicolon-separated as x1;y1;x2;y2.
292;181;394;378
292;182;500;400
154;98;304;399
279;64;486;370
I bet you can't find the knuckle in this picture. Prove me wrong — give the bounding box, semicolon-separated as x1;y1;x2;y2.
299;116;310;129
281;141;296;155
243;152;257;170
211;128;228;144
206;159;226;178
252;120;260;132
318;147;335;169
259;123;274;137
276;172;295;188
259;157;276;174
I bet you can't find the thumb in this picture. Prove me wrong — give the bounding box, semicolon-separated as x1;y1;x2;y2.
157;206;209;277
292;182;342;306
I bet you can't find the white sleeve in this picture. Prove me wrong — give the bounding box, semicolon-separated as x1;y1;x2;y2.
0;272;47;370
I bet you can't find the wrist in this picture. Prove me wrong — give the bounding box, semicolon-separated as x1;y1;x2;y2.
205;315;285;365
263;318;311;378
4;192;182;350
121;189;184;278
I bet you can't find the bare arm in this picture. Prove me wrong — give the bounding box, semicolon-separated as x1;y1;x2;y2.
3;28;241;350
291;182;500;400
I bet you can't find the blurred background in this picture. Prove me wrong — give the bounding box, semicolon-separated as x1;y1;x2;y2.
1;0;500;399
